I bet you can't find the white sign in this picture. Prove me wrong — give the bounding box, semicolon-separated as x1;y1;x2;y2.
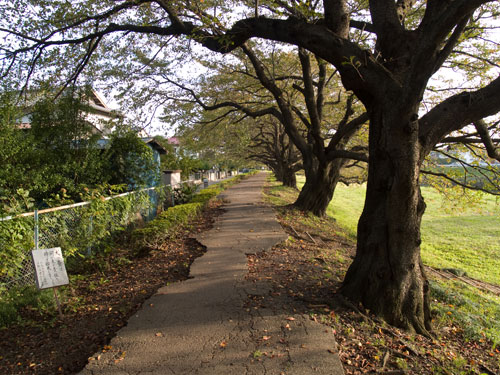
31;247;69;289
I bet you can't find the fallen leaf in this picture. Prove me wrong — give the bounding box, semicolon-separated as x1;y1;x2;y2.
220;340;227;348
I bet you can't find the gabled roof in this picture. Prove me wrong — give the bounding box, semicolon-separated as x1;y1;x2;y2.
15;88;121;134
141;138;167;154
85;89;122;118
17;88;121;119
96;138;167;155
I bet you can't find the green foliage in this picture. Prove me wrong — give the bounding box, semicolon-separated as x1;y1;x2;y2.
0;186;159;281
154;135;213;180
23;86;105;202
172;182;197;205
0;286;55;328
104;130;158;188
422;155;500;195
56;189;155;269
0;189;35;278
190;187;223;204
0;84;160;205
0;216;34;279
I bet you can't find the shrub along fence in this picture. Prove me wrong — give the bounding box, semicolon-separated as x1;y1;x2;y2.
0;172;253;294
0;185;171;292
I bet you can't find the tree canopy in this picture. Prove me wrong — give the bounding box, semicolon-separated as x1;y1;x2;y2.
0;85;157;206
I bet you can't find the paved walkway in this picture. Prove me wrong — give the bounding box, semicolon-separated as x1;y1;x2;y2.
80;172;344;375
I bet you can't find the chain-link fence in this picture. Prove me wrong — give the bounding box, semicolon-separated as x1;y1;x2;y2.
0;186;168;292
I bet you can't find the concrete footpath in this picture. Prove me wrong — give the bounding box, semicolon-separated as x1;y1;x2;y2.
80;172;344;375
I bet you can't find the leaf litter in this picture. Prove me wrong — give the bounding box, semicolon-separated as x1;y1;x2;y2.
246;202;500;374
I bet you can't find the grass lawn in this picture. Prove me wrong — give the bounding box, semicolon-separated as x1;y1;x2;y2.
297;176;500;286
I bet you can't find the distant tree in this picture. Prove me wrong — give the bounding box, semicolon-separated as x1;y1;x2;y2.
28;87;105;201
247;117;302;188
159;45;367;214
154;135;205;179
173;112;254;173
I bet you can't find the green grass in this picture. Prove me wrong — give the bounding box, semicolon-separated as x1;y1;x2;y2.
430;279;500;344
325;183;365;239
295;176;500;286
419;188;500;285
273;175;500;345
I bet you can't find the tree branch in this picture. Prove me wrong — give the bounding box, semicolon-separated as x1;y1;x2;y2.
421;170;500;195
474;119;500;161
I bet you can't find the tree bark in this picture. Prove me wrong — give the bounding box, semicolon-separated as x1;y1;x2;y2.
272;165;284;183
282;167;297;189
341;105;432;335
293;156;343;217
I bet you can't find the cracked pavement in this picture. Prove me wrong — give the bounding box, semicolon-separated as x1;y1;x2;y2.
79;172;344;375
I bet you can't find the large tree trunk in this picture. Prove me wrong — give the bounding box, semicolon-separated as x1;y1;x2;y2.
282;167;297;189
272;165;284;183
270;163;297;188
293;157;343;217
341;105;432;335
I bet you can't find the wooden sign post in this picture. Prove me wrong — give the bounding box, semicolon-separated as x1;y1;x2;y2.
31;247;69;318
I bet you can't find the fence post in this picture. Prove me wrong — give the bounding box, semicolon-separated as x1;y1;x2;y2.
34;209;39;250
87;216;93;256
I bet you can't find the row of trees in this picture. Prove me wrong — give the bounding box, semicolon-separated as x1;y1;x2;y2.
161;43;370;217
153;133;253;179
0;86;157;210
1;0;499;334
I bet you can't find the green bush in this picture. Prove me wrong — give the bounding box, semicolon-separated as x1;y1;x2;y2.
132;202;204;254
130;172;255;254
0;286;55;328
172;183;197;205
190;187;222;205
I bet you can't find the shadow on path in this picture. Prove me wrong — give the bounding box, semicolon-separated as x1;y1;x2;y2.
80;172;344;375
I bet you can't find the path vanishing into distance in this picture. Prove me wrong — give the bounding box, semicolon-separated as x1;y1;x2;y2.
80;172;344;375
